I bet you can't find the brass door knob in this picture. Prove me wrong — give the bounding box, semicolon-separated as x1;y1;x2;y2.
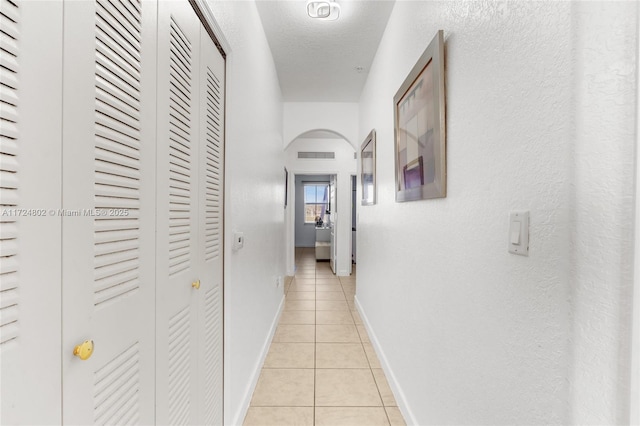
192;279;201;290
73;340;94;360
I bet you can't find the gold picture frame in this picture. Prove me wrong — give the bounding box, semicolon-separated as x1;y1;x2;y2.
360;129;376;206
394;30;446;202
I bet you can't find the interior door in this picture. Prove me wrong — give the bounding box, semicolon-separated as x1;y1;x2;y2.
61;1;157;423
1;1;225;424
196;22;225;425
0;1;63;423
156;1;202;424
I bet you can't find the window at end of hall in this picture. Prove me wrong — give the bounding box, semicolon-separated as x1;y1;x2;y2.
304;183;329;224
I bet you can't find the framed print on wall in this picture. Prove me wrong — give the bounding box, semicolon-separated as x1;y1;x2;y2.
394;29;446;202
361;129;376;206
284;167;289;208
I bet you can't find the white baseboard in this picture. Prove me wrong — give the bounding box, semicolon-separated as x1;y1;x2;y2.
355;296;418;426
230;295;285;426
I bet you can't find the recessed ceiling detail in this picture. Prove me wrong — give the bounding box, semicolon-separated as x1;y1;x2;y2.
255;0;396;102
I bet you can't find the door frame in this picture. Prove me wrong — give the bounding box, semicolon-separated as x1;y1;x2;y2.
631;4;640;422
631;4;640;421
287;171;340;275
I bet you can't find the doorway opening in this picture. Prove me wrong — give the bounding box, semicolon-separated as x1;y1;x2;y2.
293;174;337;274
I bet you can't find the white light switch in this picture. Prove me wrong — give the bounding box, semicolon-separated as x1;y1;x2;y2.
508;211;529;256
510;221;521;244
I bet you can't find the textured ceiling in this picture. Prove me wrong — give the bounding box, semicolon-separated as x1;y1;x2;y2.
255;0;396;102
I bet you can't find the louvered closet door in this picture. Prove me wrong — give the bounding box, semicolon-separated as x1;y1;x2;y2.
61;1;157;423
196;22;225;425
156;2;202;424
0;1;63;423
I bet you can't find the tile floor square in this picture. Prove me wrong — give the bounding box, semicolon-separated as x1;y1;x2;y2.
316;324;360;343
286;291;315;300
289;284;316;293
316;300;349;311
316;343;369;368
284;300;315;311
316;279;340;285
273;325;315;343
316;291;346;301
315;407;389;426
264;343;315;369
279;311;315;325
251;369;314;406
315;369;382;406
316;310;354;325
243;407;314;426
315;284;343;292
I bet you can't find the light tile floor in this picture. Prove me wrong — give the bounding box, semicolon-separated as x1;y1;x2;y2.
243;248;407;426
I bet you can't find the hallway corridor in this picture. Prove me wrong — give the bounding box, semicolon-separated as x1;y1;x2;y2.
243;249;406;426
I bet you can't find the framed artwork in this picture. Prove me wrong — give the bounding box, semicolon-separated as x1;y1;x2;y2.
360;129;376;206
284;167;289;208
394;30;446;202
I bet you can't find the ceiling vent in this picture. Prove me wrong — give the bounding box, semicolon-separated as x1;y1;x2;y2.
298;151;335;159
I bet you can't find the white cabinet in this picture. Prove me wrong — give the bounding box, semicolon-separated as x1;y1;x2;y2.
315;227;331;260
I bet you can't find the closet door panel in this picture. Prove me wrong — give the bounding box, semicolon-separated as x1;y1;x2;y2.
197;23;225;425
0;1;63;423
156;1;201;424
61;1;157;423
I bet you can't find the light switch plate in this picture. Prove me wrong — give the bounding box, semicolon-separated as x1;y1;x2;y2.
232;231;244;251
508;211;529;256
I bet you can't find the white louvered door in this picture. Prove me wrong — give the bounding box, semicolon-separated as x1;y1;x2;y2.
0;1;63;423
156;2;225;424
197;22;225;425
1;1;224;424
156;2;201;424
61;1;157;424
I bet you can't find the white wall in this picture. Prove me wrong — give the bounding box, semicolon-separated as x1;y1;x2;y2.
357;1;636;424
283;102;359;149
204;2;285;424
285;138;357;276
570;2;638;424
295;174;331;247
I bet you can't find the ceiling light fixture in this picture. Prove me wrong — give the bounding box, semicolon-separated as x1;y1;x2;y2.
307;0;340;21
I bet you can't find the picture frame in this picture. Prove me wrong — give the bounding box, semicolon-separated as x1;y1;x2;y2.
394;30;446;202
360;129;376;206
284;167;289;208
